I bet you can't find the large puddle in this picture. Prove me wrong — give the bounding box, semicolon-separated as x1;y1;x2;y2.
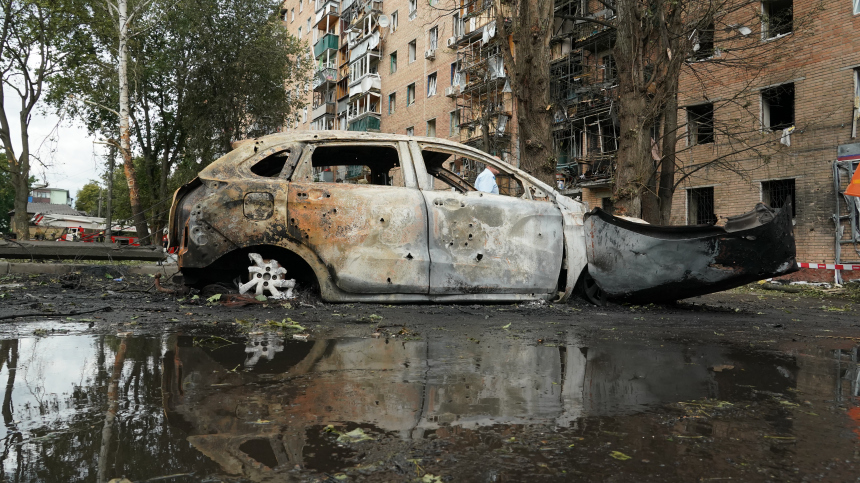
1;331;859;481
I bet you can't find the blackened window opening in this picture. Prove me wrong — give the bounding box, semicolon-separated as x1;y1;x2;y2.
763;0;793;38
762;178;796;217
688;103;715;145
693;22;715;60
762;83;795;130
688;187;717;225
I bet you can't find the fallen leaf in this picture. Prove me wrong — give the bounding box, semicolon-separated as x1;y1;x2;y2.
610;451;632;461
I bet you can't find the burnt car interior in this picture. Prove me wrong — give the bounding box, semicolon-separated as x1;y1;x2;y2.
310;145;403;186
249;148;297;177
421;148;526;197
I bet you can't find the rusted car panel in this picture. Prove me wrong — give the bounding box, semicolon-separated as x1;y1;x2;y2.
170;131;586;303
583;201;798;302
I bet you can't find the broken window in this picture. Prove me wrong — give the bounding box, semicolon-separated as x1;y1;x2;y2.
601;197;614;213
687;103;715;145
762;178;796;216
429;27;438;50
409;0;417;17
427;73;437;97
761;83;794;130
391;11;398;31
692;22;715;60
309;144;405;186
687;187;717;225
406;126;414;136
762;0;792;39
855;0;860;15
390;52;397;73
389;93;396;114
420;148;525;197
407;83;416;105
449;110;459;137
601;54;617;82
408;40;417;63
427;118;436;137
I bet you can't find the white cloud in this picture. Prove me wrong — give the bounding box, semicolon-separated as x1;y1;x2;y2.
3;86;106;204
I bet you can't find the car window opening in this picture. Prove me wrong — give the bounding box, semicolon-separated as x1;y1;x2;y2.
250;149;293;177
310;145;404;187
421;148;525;197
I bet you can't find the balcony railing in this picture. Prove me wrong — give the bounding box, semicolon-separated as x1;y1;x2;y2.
312;102;337;120
312;67;338;90
313;34;339;58
315;0;339;14
347;115;381;132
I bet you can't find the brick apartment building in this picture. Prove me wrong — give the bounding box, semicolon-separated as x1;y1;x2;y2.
280;0;860;281
669;0;860;281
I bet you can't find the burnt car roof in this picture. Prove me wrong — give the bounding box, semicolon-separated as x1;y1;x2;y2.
199;131;500;182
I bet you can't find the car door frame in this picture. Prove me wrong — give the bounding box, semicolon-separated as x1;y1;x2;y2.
407;140;565;295
286;139;431;294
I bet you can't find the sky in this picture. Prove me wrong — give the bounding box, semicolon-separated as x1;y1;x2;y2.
4;88;106;205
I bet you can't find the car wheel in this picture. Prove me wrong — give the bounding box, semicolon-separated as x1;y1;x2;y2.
580;269;607;306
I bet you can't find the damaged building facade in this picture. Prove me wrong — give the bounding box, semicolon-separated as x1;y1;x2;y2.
281;0;860;277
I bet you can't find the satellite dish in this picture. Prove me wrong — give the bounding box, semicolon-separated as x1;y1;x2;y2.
378;15;390;28
737;26;752;36
361;76;373;92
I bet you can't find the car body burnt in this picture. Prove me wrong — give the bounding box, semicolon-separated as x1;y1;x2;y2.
169;131;587;303
168;131;797;304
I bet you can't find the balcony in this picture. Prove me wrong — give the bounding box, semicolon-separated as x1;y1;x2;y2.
315;0;339;14
313;34;339;58
347;115;381;132
312;67;338;90
312;102;337;120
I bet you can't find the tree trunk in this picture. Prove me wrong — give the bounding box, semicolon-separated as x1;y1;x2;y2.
97;337;127;483
612;90;653;218
496;0;555;185
119;0;151;245
9;157;30;240
658;90;679;224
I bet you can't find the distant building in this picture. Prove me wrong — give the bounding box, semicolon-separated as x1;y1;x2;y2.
29;187;71;206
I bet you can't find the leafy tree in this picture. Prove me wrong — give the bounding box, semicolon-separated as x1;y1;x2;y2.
48;0;310;242
0;0;81;239
74;181;102;215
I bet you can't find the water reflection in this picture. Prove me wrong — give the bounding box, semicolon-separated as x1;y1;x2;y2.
163;335;859;480
0;332;858;482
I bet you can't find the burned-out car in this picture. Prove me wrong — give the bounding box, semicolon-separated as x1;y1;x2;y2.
169;131;589;303
168;131;797;304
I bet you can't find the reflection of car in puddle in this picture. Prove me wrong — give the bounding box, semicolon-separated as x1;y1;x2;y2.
162;335;800;478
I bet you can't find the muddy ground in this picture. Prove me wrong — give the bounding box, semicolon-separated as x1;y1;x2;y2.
1;268;860;482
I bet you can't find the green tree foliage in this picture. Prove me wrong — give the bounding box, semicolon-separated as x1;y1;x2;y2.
0;152;14;233
74;181;102;215
48;0;311;236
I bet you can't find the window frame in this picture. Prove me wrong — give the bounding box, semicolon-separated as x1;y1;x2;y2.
761;178;796;217
686;186;717;225
390;51;398;73
407;83;416;105
391;10;399;31
760;82;795;131
687;103;715;145
388;92;396;114
408;39;417;63
427;72;437;97
761;0;793;39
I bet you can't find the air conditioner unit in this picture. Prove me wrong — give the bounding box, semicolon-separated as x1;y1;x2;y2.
446;36;456;47
425;49;436;60
445;86;457;97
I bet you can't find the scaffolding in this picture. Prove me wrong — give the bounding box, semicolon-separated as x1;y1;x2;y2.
452;2;516;164
833;160;860;283
549;2;618;191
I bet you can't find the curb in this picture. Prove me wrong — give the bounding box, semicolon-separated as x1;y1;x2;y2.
0;262;179;277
